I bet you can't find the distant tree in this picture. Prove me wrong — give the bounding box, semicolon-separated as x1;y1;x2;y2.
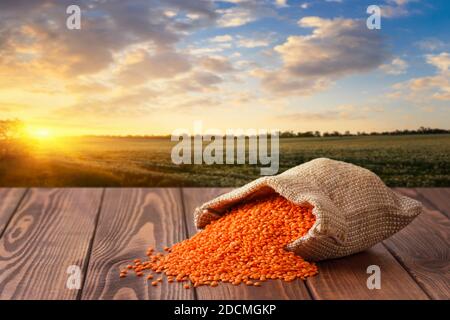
331;131;341;137
280;130;296;138
296;131;315;137
0;119;25;158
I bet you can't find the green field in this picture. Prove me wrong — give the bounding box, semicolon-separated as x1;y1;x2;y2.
0;134;449;187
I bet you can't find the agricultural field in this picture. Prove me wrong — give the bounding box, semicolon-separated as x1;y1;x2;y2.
0;134;449;187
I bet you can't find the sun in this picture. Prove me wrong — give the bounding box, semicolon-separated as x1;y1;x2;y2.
27;127;54;140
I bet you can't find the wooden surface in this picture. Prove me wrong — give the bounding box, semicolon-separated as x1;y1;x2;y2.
0;187;448;300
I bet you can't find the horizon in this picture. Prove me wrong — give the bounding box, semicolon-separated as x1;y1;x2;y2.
12;123;450;139
0;1;449;136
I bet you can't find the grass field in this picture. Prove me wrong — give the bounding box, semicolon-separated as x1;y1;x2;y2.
0;134;449;187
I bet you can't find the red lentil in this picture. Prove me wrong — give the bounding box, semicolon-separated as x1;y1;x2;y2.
120;195;318;288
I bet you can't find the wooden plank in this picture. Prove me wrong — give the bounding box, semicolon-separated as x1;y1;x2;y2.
181;188;312;300
0;188;26;236
0;188;103;300
306;243;429;300
394;188;449;218
415;188;450;218
383;204;450;299
81;188;194;300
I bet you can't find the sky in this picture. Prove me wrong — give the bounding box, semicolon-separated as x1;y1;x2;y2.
0;0;449;136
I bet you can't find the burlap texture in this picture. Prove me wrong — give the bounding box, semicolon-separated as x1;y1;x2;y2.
194;158;422;261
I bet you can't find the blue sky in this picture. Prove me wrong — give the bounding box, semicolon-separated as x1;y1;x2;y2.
0;0;448;135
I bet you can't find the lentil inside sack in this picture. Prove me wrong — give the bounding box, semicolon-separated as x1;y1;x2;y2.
120;194;318;287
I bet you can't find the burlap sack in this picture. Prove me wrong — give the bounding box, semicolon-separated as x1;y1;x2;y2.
194;158;422;261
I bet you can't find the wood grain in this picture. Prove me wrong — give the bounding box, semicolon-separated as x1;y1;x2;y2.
0;188;103;299
0;187;446;300
0;188;26;236
81;188;194;300
383;193;450;299
394;188;449;218
181;188;312;300
415;188;450;218
307;243;429;300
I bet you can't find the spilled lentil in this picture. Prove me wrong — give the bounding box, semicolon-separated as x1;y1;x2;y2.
119;194;318;287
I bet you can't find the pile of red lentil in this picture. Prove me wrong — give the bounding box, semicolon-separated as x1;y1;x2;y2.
119;194;318;288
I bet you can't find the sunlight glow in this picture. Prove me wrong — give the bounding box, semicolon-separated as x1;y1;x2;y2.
27;127;53;140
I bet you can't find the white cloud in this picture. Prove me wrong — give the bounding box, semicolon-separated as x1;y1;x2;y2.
187;13;201;20
216;0;276;27
237;38;271;48
416;38;446;52
426;52;450;72
217;7;256;27
164;10;177;18
275;0;288;8
380;57;408;75
210;35;234;43
381;0;418;18
188;46;224;55
390;52;450;101
254;16;388;96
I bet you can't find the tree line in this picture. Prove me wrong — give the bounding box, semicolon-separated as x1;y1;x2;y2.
0;119;449;141
277;127;450;138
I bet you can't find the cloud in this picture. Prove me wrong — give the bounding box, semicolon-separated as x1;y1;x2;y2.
415;38;447;52
116;50;192;86
174;71;224;93
275;110;365;122
172;97;220;111
0;102;29;113
216;0;276;27
381;0;419;18
275;104;385;123
389;52;450;101
210;35;234;43
426;52;450;72
198;56;235;73
380;57;408;75
274;0;288;8
256;16;388;96
300;3;310;9
0;0;217;78
57;87;159;118
164;0;217;20
217;7;256;27
237;37;271;48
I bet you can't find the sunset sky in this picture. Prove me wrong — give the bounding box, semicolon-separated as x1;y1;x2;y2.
0;0;449;136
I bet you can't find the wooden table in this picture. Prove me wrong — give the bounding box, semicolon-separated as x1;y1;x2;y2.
0;188;448;300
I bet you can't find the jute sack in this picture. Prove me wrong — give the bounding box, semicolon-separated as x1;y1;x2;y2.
194;158;422;261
